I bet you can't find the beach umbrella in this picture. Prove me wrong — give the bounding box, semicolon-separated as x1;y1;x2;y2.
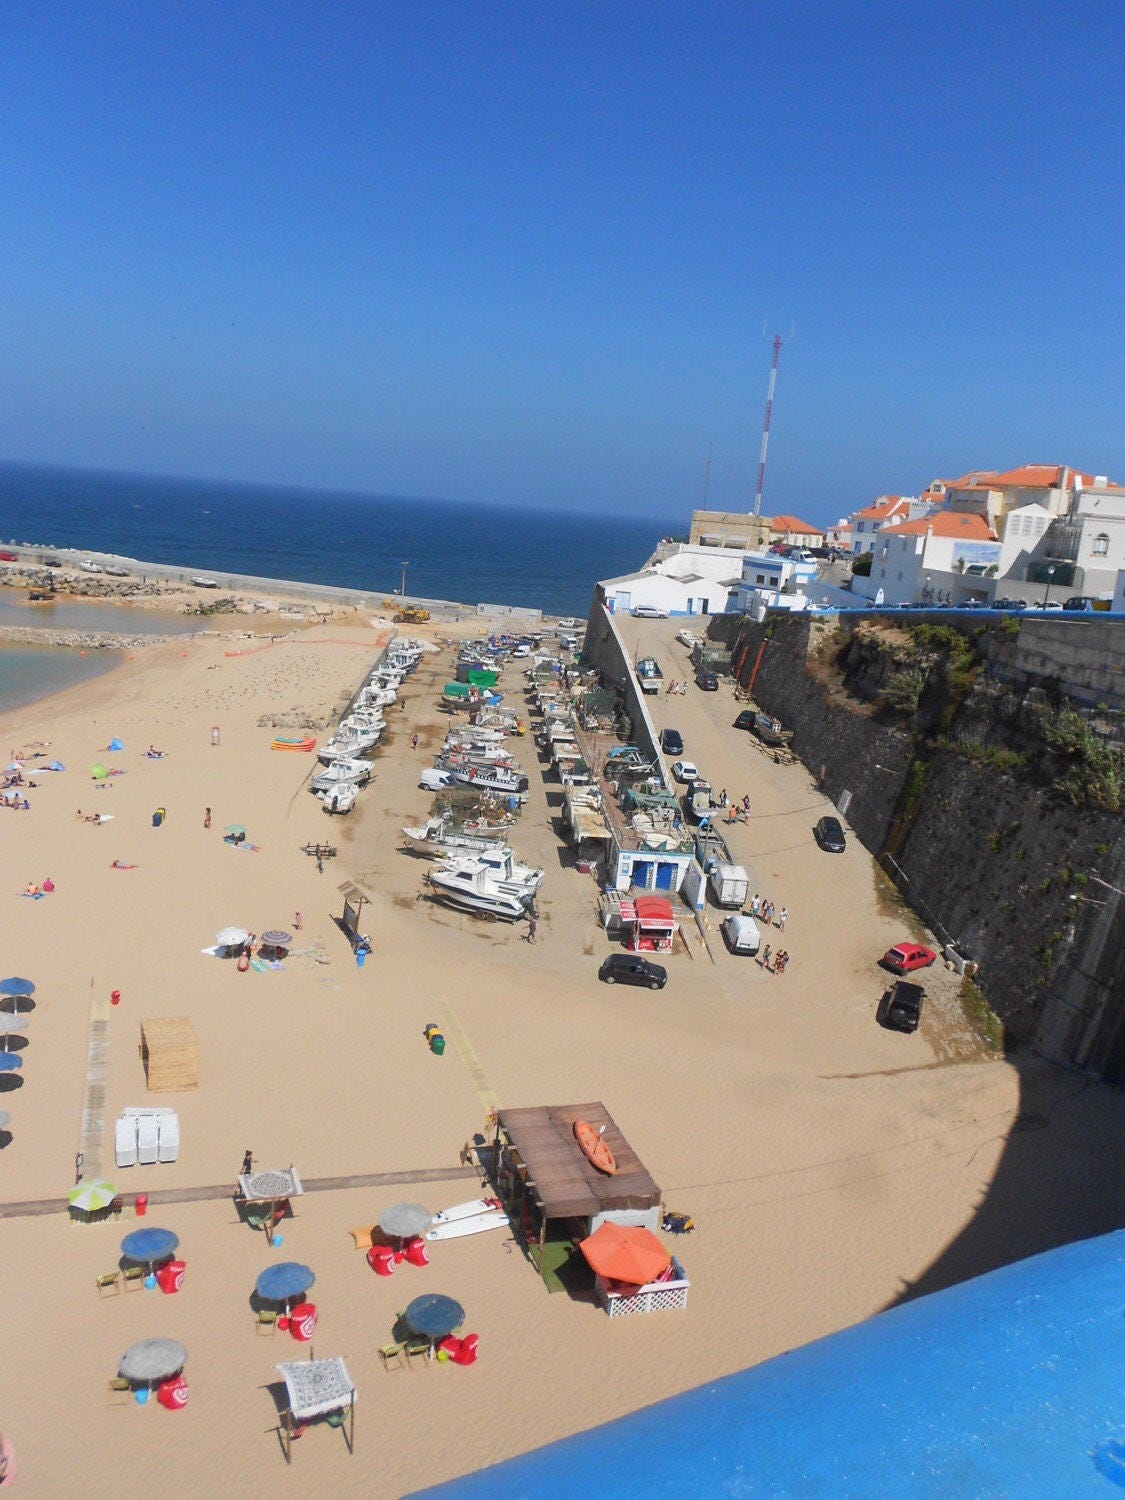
0;1054;22;1072
118;1338;187;1384
403;1293;465;1342
0;1015;28;1049
0;978;35;997
90;764;107;780
121;1227;180;1270
578;1223;671;1286
215;926;249;948
224;823;246;836
259;930;293;949
378;1202;433;1241
69;1179;118;1214
256;1261;315;1307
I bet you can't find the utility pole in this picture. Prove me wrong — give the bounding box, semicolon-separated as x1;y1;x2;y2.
753;334;782;516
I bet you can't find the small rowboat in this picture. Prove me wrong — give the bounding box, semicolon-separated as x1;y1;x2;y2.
271;736;316;752
574;1119;617;1175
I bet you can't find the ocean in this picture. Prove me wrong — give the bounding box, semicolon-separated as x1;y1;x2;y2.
0;461;681;618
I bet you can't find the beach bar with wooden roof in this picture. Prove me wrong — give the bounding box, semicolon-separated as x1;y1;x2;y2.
493;1102;662;1283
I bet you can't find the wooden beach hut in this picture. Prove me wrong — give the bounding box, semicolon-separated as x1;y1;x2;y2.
140;1017;199;1092
492;1102;662;1286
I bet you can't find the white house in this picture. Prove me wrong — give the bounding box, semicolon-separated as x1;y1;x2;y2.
855;513;999;606
598;544;745;616
730;551;819;614
849;495;935;555
996;502;1053;579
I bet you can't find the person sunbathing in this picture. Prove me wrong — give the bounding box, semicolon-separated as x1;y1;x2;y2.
110;859;137;870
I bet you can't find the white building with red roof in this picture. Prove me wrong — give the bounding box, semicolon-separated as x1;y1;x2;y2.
855;512;1000;607
849;494;937;555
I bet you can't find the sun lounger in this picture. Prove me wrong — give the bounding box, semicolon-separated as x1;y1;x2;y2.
136;1113;159;1165
114;1116;138;1169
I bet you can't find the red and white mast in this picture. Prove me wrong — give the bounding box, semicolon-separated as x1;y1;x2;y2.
752;334;782;516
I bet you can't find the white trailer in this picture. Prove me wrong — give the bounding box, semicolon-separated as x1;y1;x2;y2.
709;863;749;909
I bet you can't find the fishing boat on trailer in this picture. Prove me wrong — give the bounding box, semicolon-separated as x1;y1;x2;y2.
310;757;372;793
401;815;511;857
448;763;529;797
426;864;531;921
320;782;359;814
318;730;379;763
438;745;516;770
452;845;544;893
752;713;793;746
432;850;543;901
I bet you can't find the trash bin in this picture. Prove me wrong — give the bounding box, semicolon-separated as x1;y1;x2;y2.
151;808;165;828
355;945;367;968
430;1034;445;1056
157;1260;186;1295
367;1245;396;1277
135;1192;148;1216
290;1302;318;1341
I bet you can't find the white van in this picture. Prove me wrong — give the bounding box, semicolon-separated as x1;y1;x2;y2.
721;913;761;956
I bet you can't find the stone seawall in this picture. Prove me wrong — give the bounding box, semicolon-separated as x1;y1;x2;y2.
719;612;1125;1083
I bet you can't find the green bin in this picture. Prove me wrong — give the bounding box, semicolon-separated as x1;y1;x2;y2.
430;1034;445;1056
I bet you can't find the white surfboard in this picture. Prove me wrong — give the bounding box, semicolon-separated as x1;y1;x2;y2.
431;1197;503;1226
426;1208;509;1242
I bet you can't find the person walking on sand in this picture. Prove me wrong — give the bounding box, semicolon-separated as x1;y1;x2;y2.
293;910;302;931
750;893;760;917
203;806;211;829
525;916;537;944
411;733;419;750
778;906;788;931
761;944;772;971
775;950;789;975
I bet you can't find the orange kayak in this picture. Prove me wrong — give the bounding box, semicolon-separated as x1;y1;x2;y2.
574;1119;617;1175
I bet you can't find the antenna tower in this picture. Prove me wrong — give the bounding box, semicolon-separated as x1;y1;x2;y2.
752;334;782;516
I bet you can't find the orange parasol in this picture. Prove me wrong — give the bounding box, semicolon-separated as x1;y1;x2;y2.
577;1223;671;1286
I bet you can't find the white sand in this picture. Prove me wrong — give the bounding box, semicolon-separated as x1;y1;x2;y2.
1;609;1122;1497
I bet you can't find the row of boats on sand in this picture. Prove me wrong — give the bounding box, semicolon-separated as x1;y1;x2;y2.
310;641;428;813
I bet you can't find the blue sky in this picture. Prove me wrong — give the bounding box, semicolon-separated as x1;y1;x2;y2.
1;1;1121;524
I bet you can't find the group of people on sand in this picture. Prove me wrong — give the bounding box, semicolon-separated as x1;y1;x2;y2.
75;809;106;824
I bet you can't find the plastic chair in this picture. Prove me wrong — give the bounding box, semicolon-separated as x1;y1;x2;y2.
122;1265;146;1292
452;1333;479;1367
108;1376;132;1407
378;1342;404;1372
404;1337;431;1366
96;1270;121;1298
255;1308;278;1336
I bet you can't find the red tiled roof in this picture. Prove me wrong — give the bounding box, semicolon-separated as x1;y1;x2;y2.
853;496;909;521
988;464;1095;489
769;516;821;535
881;514;996;541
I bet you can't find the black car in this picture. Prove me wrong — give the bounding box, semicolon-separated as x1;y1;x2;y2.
598;954;668;990
661;728;684;756
877;980;924;1033
733;710;756;731
814;815;846;852
696;672;719;691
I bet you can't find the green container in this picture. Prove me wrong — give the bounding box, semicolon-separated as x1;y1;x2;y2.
430;1035;445;1056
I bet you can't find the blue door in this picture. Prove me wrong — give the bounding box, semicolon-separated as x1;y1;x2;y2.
655;861;675;890
631;860;653;890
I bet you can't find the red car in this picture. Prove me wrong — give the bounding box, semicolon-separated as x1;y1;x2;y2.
881;942;936;974
0;551;18;562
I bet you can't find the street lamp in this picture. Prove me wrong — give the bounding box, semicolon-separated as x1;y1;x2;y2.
400;561;408;598
1042;563;1055;607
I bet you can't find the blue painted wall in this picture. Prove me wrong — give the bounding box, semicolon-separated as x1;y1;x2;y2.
413;1229;1125;1497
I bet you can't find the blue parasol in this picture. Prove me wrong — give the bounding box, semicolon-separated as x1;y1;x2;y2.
121;1227;179;1268
0;1054;22;1072
0;978;35;997
404;1293;465;1341
255;1261;315;1305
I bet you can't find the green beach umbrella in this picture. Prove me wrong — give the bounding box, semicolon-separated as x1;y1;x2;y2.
69;1179;117;1213
90;764;108;780
224;823;246;836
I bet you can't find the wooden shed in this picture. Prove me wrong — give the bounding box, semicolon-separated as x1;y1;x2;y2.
140;1017;199;1092
493;1102;662;1282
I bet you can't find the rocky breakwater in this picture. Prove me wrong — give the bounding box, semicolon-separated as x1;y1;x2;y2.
0;625;174;650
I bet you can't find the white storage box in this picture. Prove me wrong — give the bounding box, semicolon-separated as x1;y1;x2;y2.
157;1112;180;1163
115;1115;138;1169
136;1113;160;1165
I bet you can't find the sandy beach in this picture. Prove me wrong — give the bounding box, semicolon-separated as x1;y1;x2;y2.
2;602;1123;1498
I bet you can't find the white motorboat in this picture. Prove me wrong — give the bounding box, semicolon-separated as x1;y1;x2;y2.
448;764;529;797
426;863;531;921
358;685;397;708
321;782;359;814
435;848;544;896
319;731;378;763
444;726;508;747
401;815;512;857
311;757;372;793
439;745;516;769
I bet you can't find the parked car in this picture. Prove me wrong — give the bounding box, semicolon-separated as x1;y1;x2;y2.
1039;600;1063;610
721;913;761;956
661;728;684;756
632;604;669;618
103;565;130;577
1063;596;1097;612
877;980;925;1033
671;759;699;784
191;576;220;588
991;597;1027;611
0;550;18;562
733;710;756;731
78;560;103;573
696;671;719;691
814;815;846;852
881;942;937;974
598;953;668;989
